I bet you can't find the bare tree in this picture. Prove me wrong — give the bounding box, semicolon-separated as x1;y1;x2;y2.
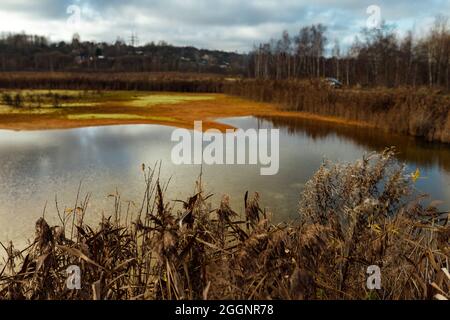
332;39;341;80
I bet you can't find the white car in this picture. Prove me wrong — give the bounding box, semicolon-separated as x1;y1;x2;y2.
324;77;343;88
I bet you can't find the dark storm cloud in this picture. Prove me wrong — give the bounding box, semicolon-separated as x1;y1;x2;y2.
0;0;446;51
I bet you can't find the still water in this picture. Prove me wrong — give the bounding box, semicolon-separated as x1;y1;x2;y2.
1;116;449;247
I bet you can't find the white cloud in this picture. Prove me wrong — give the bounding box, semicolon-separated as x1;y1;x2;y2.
0;0;445;52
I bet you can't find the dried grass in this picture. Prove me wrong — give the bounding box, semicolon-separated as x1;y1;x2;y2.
224;80;450;143
0;150;448;300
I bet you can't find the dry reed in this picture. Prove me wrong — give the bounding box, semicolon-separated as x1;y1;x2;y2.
0;150;448;300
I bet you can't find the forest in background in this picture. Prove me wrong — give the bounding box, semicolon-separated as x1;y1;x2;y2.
248;17;450;89
1;16;450;143
2;16;450;90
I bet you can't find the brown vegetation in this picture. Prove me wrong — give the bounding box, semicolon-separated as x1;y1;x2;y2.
225;80;450;143
0;150;448;300
0;72;226;92
1;72;449;144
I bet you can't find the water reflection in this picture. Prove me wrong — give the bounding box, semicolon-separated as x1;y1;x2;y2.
0;117;449;248
257;115;450;173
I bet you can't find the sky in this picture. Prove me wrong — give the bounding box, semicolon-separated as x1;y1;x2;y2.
0;0;448;53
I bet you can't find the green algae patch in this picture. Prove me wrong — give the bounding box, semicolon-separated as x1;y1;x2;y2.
58;102;101;108
130;94;215;107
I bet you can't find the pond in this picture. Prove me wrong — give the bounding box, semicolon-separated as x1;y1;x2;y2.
1;116;449;247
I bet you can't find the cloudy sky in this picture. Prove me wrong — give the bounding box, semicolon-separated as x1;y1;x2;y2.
0;0;447;52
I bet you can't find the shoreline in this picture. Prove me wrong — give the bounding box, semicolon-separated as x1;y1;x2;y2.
0;91;376;132
0;150;447;300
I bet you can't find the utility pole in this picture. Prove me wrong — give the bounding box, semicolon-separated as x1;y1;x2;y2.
129;32;139;47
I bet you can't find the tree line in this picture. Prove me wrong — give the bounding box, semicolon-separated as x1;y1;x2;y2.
2;16;450;90
0;32;245;74
248;16;450;89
